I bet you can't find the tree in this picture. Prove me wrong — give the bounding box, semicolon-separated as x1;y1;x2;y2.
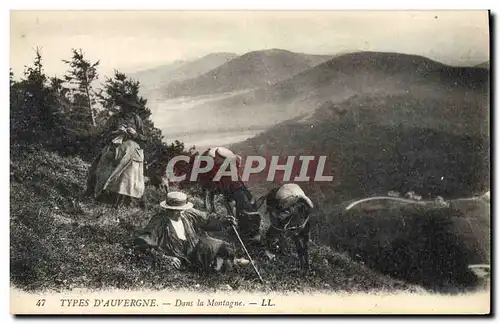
98;70;187;175
99;71;164;150
98;71;150;120
48;76;72;115
11;48;187;164
63;49;100;127
11;47;64;145
98;71;156;141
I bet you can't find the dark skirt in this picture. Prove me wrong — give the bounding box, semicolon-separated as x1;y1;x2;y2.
134;226;235;273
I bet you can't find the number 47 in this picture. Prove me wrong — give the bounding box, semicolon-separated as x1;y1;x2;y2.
36;299;46;307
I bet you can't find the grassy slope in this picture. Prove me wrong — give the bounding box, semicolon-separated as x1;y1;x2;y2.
10;145;422;294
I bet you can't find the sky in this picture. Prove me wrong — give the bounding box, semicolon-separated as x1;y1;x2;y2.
10;10;490;79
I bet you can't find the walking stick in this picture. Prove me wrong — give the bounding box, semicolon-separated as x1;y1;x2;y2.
224;200;264;284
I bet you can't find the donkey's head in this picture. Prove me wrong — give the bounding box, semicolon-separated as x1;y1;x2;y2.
230;184;265;215
241;194;268;222
225;184;267;240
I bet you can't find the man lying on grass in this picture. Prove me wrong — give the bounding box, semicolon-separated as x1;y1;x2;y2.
133;191;250;273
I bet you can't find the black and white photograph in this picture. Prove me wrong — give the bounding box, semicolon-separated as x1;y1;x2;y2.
9;10;491;314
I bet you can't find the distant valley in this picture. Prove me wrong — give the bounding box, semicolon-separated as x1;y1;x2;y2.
134;50;489;152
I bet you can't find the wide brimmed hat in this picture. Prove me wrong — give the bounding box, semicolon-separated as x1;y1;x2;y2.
160;191;194;210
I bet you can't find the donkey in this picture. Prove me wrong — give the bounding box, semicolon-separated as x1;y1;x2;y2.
221;182;315;274
259;184;314;273
221;182;263;244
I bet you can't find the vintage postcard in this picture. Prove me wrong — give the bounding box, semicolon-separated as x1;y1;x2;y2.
9;10;491;315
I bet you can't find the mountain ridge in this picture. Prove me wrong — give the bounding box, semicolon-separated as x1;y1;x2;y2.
163;49;334;98
130;52;239;98
175;51;488;140
215;51;489;107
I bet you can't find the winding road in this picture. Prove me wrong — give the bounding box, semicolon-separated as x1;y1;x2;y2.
344;196;439;211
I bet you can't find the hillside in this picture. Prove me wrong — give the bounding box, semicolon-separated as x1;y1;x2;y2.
178;51;489;138
129;60;188;95
226;51;489;106
308;92;489;138
10;144;426;294
226;59;490;289
319;197;490;291
232;119;489;203
229;119;489;291
163;49;333;98
131;52;238;99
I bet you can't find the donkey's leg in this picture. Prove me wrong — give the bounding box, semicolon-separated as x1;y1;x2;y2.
292;234;306;272
278;235;290;256
301;231;311;273
263;226;279;261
